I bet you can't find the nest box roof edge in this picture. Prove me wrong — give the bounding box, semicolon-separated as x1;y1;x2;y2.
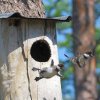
0;12;72;22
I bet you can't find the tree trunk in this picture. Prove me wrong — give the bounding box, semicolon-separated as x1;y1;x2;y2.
0;0;45;17
72;0;97;100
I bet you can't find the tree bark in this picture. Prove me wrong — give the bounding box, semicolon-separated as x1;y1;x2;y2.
72;0;97;100
0;0;45;17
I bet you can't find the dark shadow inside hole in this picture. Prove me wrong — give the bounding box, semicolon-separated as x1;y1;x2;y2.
30;39;51;62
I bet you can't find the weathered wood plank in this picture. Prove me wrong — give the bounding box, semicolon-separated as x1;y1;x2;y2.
27;20;45;100
37;21;62;100
0;19;62;100
28;20;62;100
0;19;30;100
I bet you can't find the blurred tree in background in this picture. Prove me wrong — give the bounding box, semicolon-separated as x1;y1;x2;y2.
73;0;97;100
43;0;100;100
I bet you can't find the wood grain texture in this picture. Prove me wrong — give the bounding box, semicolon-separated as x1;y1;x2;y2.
0;19;62;100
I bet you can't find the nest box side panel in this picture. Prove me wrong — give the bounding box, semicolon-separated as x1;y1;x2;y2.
0;19;31;100
0;19;62;100
27;20;62;100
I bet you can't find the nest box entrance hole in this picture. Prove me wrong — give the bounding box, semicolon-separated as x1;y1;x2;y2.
30;39;51;62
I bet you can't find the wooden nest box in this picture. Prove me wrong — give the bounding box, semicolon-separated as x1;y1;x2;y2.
0;12;71;100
